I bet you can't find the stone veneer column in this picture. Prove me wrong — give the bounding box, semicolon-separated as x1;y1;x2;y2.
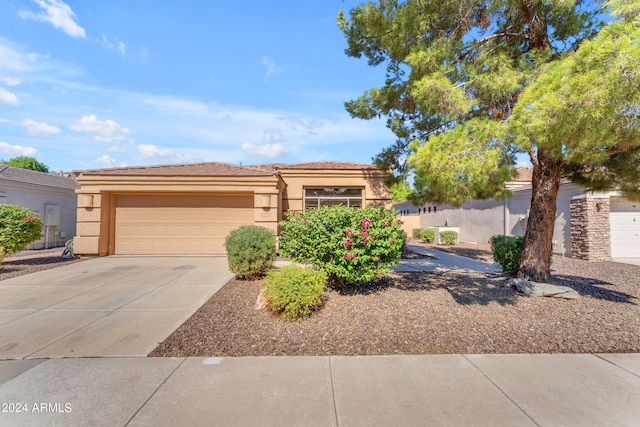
570;195;611;261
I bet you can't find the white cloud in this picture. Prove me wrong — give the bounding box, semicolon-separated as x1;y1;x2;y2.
95;154;117;167
97;34;126;56
19;0;85;38
0;141;39;157
69;115;130;143
242;142;290;158
137;144;190;162
0;42;32;72
0;87;19;105
263;129;286;144
20;119;62;136
3;77;21;86
261;55;283;79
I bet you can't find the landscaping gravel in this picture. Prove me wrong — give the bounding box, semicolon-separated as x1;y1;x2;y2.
151;247;640;356
0;248;85;281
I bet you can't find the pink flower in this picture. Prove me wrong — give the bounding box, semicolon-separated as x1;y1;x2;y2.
383;220;390;227
345;253;357;260
390;237;396;243
358;229;369;238
344;239;353;248
345;229;354;237
23;216;38;222
361;218;372;228
302;219;308;223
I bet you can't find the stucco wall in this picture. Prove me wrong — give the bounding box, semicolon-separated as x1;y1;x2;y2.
278;169;392;215
0;181;77;249
395;182;585;256
418;199;506;244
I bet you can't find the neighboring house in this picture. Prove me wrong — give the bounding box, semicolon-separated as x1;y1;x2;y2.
395;169;640;262
0;165;79;249
73;161;391;256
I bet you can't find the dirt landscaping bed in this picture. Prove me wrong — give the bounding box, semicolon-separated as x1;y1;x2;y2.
151;250;640;357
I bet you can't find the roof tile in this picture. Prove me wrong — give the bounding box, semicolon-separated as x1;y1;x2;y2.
0;165;79;190
76;162;274;176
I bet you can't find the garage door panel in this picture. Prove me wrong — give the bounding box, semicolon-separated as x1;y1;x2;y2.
610;199;640;259
115;194;254;255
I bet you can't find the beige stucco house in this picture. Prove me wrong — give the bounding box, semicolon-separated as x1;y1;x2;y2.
73;161;392;256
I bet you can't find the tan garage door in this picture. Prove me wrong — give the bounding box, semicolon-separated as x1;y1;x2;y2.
115;194;254;255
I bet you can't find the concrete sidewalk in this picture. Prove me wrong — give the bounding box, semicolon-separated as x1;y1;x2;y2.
396;244;501;274
0;353;638;426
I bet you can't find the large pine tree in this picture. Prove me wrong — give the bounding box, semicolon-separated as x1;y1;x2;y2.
339;0;640;281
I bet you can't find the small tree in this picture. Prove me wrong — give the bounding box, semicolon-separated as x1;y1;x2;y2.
0;204;43;263
0;156;50;173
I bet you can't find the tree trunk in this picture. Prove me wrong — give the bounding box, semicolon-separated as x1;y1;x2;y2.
517;148;562;282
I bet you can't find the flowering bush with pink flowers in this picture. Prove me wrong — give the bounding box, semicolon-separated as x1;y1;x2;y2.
0;204;43;262
279;205;405;285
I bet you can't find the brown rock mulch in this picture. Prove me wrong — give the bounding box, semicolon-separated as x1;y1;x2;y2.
0;248;86;281
150;254;640;357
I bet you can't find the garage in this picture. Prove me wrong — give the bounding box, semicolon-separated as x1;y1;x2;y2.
114;193;254;255
610;198;640;259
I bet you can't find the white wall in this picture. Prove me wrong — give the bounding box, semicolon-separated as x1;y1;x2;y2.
0;181;77;249
419;198;505;244
395;182;585;255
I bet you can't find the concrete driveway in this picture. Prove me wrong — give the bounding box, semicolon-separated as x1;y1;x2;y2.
0;256;234;359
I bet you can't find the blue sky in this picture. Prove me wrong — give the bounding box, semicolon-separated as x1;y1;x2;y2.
0;0;395;172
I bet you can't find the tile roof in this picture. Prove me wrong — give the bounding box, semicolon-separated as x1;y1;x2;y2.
75;161;385;177
0;165;79;190
513;167;533;182
254;161;381;171
76;162;275;176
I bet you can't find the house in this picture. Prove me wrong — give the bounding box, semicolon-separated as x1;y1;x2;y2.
395;169;640;262
0;165;79;249
73;161;392;256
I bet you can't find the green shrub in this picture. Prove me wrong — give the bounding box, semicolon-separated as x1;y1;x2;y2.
224;225;276;280
262;265;326;319
439;230;458;245
489;235;524;275
420;228;436;243
279;205;406;285
0;204;43;258
412;228;422;238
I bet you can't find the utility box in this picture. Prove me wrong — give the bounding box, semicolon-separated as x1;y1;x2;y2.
44;204;61;227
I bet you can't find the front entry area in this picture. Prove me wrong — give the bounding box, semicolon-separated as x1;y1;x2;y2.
114;194;254;255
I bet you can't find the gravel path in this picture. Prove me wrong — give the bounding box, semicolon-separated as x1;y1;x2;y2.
151;248;640;356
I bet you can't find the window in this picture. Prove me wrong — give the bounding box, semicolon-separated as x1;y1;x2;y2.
304;188;363;210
